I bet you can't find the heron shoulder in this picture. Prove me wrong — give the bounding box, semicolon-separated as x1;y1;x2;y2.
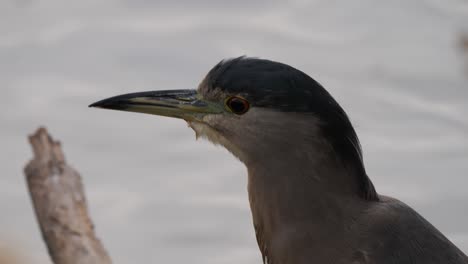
358;196;468;263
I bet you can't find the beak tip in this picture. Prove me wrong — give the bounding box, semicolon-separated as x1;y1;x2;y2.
88;98;130;111
89;99;110;108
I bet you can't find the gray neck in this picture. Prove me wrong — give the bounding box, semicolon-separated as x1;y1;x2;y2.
244;131;370;263
242;112;367;199
246;140;365;223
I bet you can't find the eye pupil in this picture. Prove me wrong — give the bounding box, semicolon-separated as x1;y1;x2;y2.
227;97;249;115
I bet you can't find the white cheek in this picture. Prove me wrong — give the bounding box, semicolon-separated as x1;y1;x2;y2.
186;121;246;162
187;121;218;142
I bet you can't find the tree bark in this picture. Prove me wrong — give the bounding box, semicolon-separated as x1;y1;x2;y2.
24;127;112;264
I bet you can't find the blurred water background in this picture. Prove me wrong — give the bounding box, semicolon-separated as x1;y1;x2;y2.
1;0;468;263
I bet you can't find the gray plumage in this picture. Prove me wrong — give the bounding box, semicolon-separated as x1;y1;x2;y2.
90;57;468;264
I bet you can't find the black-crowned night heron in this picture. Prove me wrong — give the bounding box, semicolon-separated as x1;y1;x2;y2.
90;57;468;264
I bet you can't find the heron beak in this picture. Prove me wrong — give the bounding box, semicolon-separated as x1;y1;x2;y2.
89;89;223;121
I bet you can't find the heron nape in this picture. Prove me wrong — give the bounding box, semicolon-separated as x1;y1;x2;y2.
90;57;468;264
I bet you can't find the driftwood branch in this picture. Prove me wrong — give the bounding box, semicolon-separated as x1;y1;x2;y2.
24;127;112;264
461;34;468;76
461;34;468;53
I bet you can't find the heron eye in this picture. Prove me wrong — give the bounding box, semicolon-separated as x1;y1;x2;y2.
226;96;250;115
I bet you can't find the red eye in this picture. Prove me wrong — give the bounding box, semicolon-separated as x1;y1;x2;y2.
226;96;250;115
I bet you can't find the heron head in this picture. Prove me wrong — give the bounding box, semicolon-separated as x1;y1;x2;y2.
90;57;362;171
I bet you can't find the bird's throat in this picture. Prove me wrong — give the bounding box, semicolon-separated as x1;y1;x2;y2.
246;157;366;263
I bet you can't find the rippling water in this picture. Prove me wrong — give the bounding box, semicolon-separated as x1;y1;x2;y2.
1;1;467;263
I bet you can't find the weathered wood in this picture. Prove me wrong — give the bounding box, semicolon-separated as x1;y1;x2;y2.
461;34;468;52
24;127;112;264
460;34;468;76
